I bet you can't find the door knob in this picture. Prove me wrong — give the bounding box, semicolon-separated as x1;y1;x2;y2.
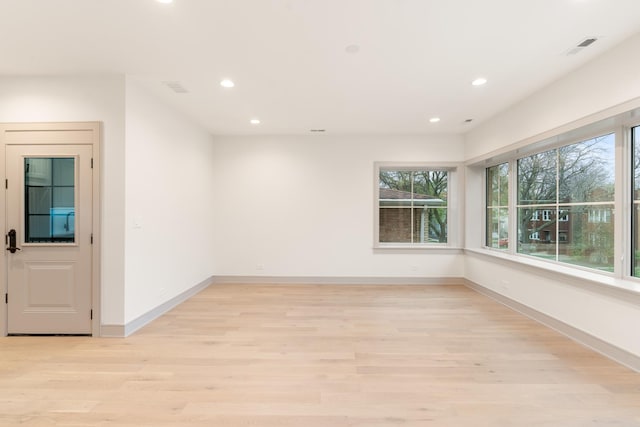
6;229;21;253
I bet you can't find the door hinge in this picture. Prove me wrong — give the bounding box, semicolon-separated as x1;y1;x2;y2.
91;158;94;169
90;233;93;244
5;293;7;304
5;179;7;189
90;309;93;320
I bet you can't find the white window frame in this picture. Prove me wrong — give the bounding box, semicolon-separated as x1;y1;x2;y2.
474;105;640;291
374;162;461;249
485;162;510;250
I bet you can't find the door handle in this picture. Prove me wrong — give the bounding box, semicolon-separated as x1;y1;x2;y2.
6;229;21;253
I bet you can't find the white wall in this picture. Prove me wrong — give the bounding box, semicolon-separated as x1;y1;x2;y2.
463;33;640;359
465;33;640;161
0;75;126;326
211;134;465;279
124;79;216;323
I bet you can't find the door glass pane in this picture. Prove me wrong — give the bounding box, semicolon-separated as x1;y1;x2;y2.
24;158;75;243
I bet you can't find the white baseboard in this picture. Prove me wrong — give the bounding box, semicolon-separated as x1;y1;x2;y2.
99;324;125;338
212;275;465;285
100;275;215;338
464;279;640;373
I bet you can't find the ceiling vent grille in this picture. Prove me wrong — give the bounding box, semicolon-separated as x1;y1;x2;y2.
566;37;598;55
163;81;189;93
577;38;597;47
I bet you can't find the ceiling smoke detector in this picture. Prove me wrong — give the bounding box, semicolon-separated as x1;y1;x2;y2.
567;37;598;55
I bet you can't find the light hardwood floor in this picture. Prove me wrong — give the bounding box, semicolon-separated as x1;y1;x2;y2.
1;284;640;426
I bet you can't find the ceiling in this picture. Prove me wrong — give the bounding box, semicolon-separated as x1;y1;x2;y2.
2;0;640;135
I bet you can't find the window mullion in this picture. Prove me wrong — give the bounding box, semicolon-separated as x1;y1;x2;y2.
509;159;517;254
556;148;560;262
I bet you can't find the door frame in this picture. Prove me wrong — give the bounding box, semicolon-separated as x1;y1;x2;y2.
0;122;101;336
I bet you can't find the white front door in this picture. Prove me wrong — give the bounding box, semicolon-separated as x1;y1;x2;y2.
6;144;93;334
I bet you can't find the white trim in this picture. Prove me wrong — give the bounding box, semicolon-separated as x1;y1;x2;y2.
102;275;215;338
464;279;640;373
465;248;640;300
99;324;125;338
212;275;465;286
373;162;463;248
372;246;463;253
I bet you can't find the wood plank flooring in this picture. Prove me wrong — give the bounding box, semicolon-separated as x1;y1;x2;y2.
1;284;640;426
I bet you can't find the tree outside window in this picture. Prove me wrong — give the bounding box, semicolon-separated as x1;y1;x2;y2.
517;133;615;271
378;169;448;244
486;163;508;249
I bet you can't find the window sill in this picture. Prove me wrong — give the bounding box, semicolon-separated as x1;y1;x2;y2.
374;244;463;254
465;247;640;300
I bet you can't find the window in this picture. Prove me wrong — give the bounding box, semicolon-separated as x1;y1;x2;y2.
377;167;449;245
517;133;615;271
25;157;76;243
559;210;569;222
632;126;640;276
486;163;508;249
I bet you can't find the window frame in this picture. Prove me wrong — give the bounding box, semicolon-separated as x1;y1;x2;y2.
481;123;630;279
374;162;461;249
514;131;617;273
485;162;510;250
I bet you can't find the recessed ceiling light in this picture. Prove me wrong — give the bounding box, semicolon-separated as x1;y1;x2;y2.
250;119;260;125
472;77;487;86
156;0;173;3
429;117;441;123
220;79;235;88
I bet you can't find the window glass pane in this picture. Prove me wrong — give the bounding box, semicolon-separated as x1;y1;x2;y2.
378;168;448;244
24;157;75;243
379;207;412;243
28;216;51;241
52;158;74;186
52;187;74;208
517;207;557;259
634;126;640;196
517;149;557;205
487;163;508;207
486;163;509;248
422;207;447;243
27;187;51;214
25;158;52;186
636;206;640;277
559;205;614;272
558;134;615;203
633;126;640;276
487;208;508;249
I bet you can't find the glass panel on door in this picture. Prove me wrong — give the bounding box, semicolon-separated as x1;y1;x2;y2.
24;157;75;243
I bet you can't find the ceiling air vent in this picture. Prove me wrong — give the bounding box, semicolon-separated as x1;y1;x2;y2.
163;81;189;94
566;37;598;55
